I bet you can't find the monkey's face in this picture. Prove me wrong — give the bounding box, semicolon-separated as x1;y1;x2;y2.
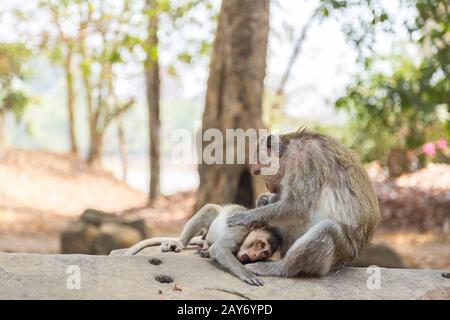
252;134;284;174
237;230;273;264
251;134;285;192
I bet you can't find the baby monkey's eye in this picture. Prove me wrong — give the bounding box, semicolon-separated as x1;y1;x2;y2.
256;241;265;250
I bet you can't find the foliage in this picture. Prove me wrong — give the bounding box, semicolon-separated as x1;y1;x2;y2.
335;0;449;164
264;0;392;129
155;0;216;75
0;44;30;119
317;0;392;60
7;0;216;161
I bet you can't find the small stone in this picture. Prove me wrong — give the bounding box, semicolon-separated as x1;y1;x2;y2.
149;258;162;265
154;274;173;284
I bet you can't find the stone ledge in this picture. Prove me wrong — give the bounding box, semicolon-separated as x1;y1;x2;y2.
0;248;449;299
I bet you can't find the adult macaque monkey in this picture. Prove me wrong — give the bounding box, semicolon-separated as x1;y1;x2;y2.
227;128;380;277
125;204;280;286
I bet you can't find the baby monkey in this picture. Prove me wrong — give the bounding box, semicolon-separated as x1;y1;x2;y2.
124;204;280;286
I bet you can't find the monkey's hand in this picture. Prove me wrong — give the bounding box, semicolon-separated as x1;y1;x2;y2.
256;192;280;207
245;261;282;276
239;271;264;286
160;240;184;253
256;193;272;207
226;211;254;227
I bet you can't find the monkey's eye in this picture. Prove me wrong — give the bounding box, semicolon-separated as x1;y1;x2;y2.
256;241;265;250
261;250;270;258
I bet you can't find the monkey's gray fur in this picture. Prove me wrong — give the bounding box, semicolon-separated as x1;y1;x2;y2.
228;128;380;277
125;204;272;286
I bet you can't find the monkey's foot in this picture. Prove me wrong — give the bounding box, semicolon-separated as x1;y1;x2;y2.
198;248;210;258
245;262;282;276
160;240;183;253
197;241;209;251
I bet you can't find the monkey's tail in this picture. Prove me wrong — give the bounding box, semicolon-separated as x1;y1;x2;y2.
124;237;179;256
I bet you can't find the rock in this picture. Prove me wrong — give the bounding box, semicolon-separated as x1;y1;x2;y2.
374;164;450;232
80;209;149;237
420;287;450;300
80;209;124;226
61;209;151;254
0;248;449;299
349;244;405;268
60;221;100;254
93;223;142;255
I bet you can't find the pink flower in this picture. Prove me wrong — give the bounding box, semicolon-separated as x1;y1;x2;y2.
436;138;448;150
422;142;436;156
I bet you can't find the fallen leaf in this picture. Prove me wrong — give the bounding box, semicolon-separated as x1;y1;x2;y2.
172;284;182;291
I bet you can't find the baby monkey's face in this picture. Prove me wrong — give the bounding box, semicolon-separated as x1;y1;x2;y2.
237;229;274;264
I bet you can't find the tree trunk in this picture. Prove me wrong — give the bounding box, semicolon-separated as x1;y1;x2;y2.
87;128;102;167
145;5;161;202
82;59;97;166
117;120;128;182
64;53;78;155
195;0;270;210
0;112;4;146
387;147;410;178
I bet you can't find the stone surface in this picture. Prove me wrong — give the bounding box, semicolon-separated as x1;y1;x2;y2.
61;221;100;254
61;209;151;255
0;247;449;300
349;244;405;268
93;223;142;255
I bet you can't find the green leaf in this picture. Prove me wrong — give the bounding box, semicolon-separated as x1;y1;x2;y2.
80;58;91;77
148;46;158;62
49;47;63;63
177;52;192;64
167;63;177;77
109;50;121;63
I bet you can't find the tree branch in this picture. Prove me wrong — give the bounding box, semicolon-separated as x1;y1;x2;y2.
276;7;319;96
104;99;135;128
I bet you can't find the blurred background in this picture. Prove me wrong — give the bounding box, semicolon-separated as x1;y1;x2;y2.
0;0;448;269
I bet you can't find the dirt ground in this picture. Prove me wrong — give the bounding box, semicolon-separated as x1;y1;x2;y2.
372;231;450;270
0;149;192;253
0;149;448;271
